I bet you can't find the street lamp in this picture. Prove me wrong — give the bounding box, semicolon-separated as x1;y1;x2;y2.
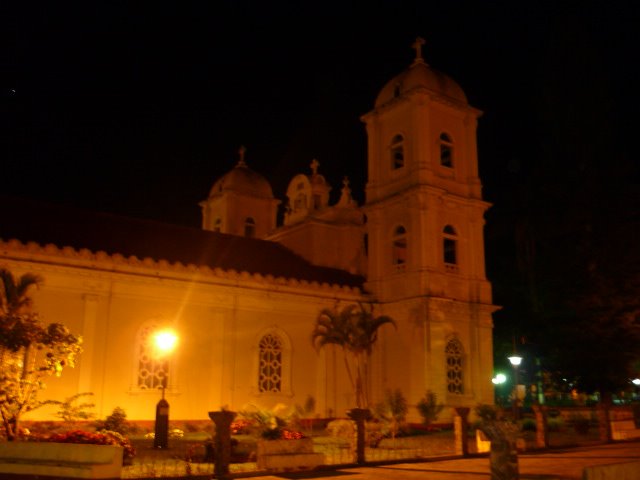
492;373;507;385
508;355;523;420
632;379;640;401
153;329;178;449
492;373;508;406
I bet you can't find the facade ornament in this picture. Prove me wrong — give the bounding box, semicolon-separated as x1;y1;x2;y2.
338;176;355;207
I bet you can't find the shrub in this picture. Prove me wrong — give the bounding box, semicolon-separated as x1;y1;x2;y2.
326;419;355;439
365;421;385;447
475;404;499;422
521;418;537;432
231;418;253;435
183;422;201;433
25;421;66;436
546;416;564;432
303;395;316;416
374;389;408;440
94;407;130;435
569;414;590;435
416;390;444;426
237;404;304;440
49;392;96;423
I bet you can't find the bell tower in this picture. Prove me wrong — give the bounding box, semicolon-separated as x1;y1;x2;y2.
362;39;496;413
362;38;491;305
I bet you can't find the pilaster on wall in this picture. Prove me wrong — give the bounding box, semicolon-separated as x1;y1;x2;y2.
78;294;99;398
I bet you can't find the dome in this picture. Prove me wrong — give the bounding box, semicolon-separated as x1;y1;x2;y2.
310;173;328;186
375;60;467;108
209;162;274;199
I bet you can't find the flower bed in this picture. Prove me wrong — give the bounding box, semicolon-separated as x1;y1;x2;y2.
47;429;136;464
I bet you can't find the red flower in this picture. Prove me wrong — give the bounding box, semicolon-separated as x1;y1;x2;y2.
280;429;305;440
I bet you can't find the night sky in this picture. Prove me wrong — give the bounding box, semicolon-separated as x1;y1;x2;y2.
2;2;637;231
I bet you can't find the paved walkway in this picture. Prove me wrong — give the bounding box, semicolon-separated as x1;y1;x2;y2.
258;442;640;480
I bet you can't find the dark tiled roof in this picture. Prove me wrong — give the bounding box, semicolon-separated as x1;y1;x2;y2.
0;195;365;288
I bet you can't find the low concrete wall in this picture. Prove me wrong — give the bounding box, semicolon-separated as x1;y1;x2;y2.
583;460;640;480
257;438;324;472
0;442;123;479
610;420;640;441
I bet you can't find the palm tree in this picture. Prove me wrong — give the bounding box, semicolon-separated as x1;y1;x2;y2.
0;269;42;317
0;269;44;439
0;269;42;353
311;303;395;409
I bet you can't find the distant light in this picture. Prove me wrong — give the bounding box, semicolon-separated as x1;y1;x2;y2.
492;373;507;385
508;355;523;366
154;329;178;354
632;378;640;386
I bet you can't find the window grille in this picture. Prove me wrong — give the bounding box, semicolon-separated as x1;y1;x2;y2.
137;325;169;390
258;333;283;393
446;338;464;395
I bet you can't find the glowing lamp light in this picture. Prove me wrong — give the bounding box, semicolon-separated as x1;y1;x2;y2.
154;330;178;354
492;373;507;385
508;355;523;366
152;328;178;450
632;378;640;386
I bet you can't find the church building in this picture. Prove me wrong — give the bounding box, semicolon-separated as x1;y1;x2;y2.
0;40;496;423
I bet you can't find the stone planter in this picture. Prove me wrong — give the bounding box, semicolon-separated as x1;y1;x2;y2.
0;441;123;479
257;438;323;472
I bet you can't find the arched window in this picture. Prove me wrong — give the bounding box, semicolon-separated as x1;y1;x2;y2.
213;218;221;233
392;225;407;268
244;217;256;237
443;225;458;271
258;333;283;393
446;338;464;395
390;134;405;170
439;133;453;168
137;324;170;391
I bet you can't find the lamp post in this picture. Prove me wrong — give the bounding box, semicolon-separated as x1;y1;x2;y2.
153;329;178;449
508;355;523;420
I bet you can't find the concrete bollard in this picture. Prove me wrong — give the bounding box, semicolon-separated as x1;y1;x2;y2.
453;407;470;456
532;405;548;449
209;410;237;479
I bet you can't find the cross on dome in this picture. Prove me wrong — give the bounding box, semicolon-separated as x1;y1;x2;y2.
237;145;247;167
310;159;320;175
412;37;426;65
